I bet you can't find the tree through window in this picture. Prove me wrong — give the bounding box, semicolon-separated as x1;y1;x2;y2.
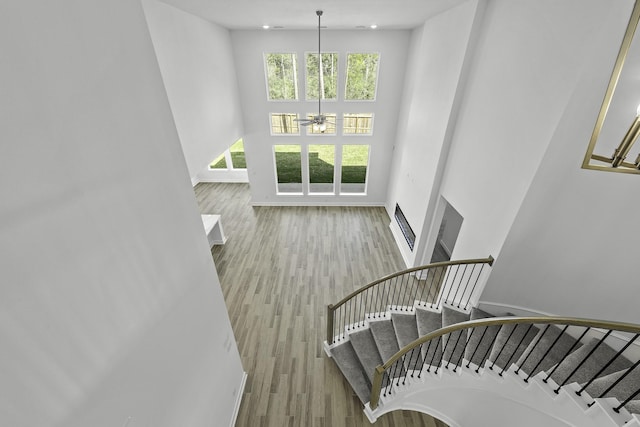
345;53;380;100
306;52;338;100
265;53;298;100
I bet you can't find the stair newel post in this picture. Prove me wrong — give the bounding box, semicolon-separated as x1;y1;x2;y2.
327;304;335;344
370;365;385;410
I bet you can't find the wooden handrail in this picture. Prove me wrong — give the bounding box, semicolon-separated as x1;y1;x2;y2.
369;315;640;409
330;256;494;311
326;256;494;343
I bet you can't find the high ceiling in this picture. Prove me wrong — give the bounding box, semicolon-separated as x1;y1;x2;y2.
160;0;469;29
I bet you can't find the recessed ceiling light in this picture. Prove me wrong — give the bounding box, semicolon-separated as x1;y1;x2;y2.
370;24;378;29
262;25;270;29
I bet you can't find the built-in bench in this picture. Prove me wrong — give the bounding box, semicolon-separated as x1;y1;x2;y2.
201;214;227;248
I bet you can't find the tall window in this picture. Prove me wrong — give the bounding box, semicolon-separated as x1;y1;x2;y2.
274;145;302;193
345;53;380;100
343;113;374;135
265;53;298;100
306;52;338;100
209;139;246;170
228;139;246;168
341;145;370;194
270;113;300;135
308;145;335;194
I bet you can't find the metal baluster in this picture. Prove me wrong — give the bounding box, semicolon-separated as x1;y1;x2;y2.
428;338;443;373
417;267;429;305
499;324;536;376
524;325;570;383
380;281;390;317
466;326;488;369
515;324;551;376
553;329;609;394
578;333;640;396
543;327;591;382
403;349;418;384
436;266;453;308
491;323;520;371
446;328;466;370
614;386;640;413
412;344;425;377
454;264;475;309
444;265;461;304
409;273;419;310
476;325;503;373
464;264;486;310
592;360;640;404
453;328;473;372
363;288;371;322
439;333;455;374
398;273;407;309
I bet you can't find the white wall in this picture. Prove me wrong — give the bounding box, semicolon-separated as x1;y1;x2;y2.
0;1;244;426
386;0;481;266
437;0;628;261
481;0;640;324
231;29;410;206
143;0;244;181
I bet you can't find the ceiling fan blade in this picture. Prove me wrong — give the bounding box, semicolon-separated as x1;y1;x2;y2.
299;122;313;126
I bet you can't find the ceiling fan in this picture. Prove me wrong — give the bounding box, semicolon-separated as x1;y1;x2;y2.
296;10;332;133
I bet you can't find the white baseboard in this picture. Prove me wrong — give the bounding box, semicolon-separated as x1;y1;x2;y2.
191;177;201;187
250;201;386;207
229;371;248;427
198;178;249;183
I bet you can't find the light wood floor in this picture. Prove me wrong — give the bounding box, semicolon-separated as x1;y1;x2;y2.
195;183;448;427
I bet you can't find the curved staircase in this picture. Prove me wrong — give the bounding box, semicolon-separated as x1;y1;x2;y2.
324;258;640;426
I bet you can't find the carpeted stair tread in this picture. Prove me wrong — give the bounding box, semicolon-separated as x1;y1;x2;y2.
415;307;443;367
416;307;443;336
442;305;470;366
625;400;640;415
348;328;384;384
330;341;371;403
516;325;581;377
369;318;406;379
582;366;640;404
370;319;401;362
391;312;424;370
465;307;501;367
548;338;632;386
391;312;419;347
489;322;539;370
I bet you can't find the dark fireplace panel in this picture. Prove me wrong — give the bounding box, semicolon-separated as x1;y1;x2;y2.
394;203;415;251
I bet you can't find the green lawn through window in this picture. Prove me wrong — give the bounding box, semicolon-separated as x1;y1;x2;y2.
274;144;368;184
210;139;246;169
